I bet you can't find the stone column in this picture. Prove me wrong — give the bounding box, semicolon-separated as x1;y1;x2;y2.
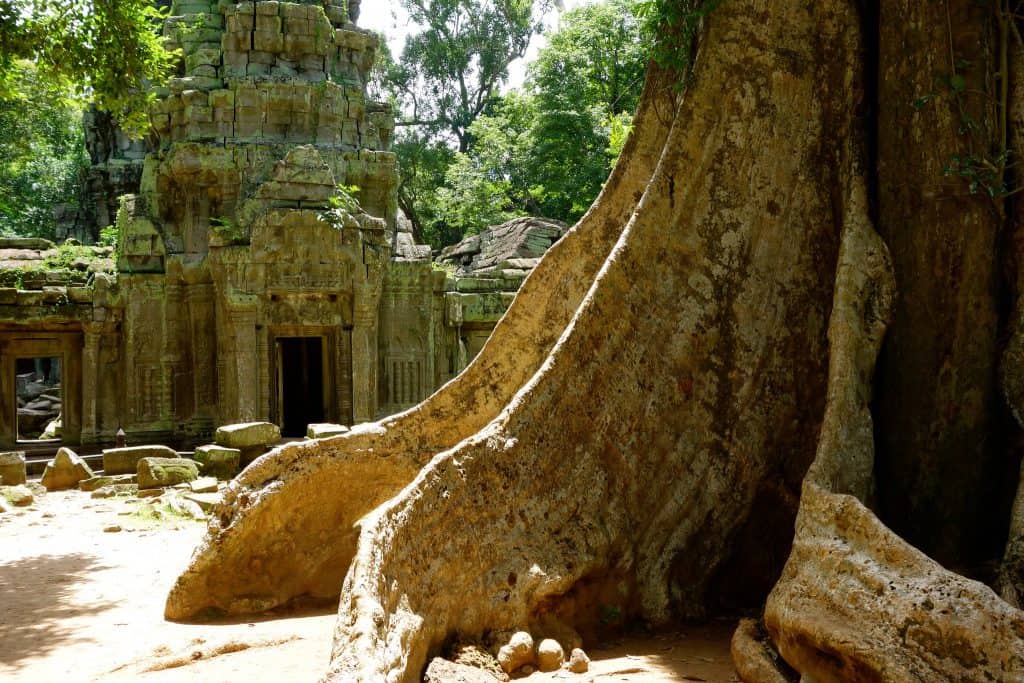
225;296;259;422
188;283;217;421
351;286;379;423
80;319;103;446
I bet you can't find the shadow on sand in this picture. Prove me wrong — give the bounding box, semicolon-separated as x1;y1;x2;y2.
0;552;117;668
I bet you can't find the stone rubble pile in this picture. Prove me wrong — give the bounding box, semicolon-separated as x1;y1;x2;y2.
426;629;591;682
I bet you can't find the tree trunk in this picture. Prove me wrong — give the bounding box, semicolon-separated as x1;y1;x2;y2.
873;0;1008;570
167;1;1024;681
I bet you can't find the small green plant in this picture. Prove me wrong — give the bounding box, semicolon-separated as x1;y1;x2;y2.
634;0;723;77
431;260;458;276
210;215;246;244
319;184;362;230
99;224;119;248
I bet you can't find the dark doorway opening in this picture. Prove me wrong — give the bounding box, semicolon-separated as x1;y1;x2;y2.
277;337;325;437
15;356;62;442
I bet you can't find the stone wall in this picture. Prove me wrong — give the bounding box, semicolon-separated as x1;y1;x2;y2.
0;2;563;451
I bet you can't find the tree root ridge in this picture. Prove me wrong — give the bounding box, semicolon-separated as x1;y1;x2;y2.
765;484;1024;682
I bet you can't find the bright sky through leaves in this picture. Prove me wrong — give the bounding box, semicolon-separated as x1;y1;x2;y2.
359;0;594;90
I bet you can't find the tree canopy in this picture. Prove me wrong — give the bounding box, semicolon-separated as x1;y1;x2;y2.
0;60;88;238
0;0;176;137
379;0;647;247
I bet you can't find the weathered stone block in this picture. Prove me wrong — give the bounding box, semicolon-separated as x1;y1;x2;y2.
253;31;284;53
91;484;138;498
306;423;349;439
103;445;178;475
137;457;200;489
0;484;34;507
215;421;281;448
0;451;26;485
255;1;279;15
41;447;94;491
193;444;241;479
255;13;281;33
189;476;219;493
183;491;221;513
249;49;276;65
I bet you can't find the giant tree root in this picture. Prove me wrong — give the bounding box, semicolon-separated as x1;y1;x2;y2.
325;3;860;680
169;2;1024;683
165;66;677;620
765;484;1024;682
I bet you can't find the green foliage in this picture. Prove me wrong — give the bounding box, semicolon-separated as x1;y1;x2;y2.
381;0;549;152
380;0;647;244
210;215;246;244
393;131;460;247
319;184;363;230
604;111;634;168
376;0;550;245
633;0;721;76
436;94;533;235
0;0;177;137
419;0;647;237
0;61;88;240
99;224;119;248
532;0;646;117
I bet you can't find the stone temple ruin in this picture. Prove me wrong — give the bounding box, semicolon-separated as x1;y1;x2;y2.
0;0;568;452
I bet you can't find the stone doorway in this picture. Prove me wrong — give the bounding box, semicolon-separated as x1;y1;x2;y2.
15;356;62;442
276;336;326;437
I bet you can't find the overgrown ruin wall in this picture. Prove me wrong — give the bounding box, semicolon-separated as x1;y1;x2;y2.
0;0;563;451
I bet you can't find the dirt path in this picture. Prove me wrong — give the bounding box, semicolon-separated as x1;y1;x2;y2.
0;489;739;682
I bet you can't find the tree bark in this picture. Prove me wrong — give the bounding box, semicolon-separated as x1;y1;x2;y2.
873;0;1008;570
165;1;1024;681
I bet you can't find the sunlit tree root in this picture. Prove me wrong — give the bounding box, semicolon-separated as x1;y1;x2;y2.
731;619;797;683
764;484;1024;682
324;5;868;680
163;69;676;621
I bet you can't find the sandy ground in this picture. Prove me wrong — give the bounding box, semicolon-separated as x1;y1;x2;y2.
0;488;740;683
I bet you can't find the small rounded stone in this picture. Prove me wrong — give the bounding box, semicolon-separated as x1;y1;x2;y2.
497;631;534;673
567;647;590;674
536;638;565;672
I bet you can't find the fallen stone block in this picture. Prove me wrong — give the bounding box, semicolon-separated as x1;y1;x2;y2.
41;447;94;491
183;491;221;513
0;451;26;485
305;423;349;439
214;421;281;449
79;474;137;492
0;484;34;507
189;476;218;493
103;445;178;475
138;457;200;489
193;444;241;479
